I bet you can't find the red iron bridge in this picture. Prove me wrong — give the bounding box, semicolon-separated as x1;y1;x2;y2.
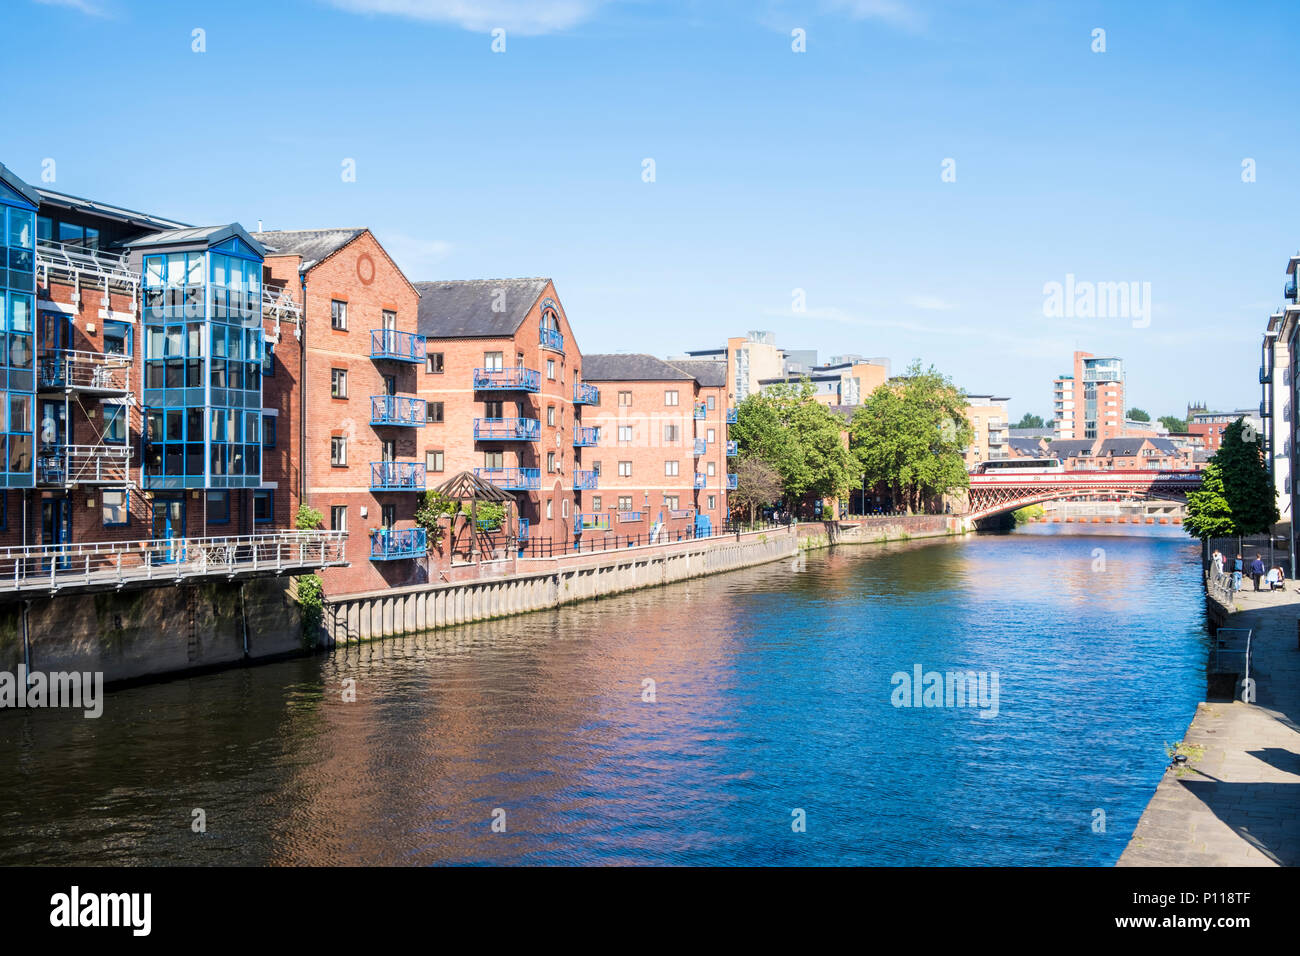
965;466;1203;522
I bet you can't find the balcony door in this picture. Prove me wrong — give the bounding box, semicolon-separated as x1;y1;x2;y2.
151;497;186;563
39;311;70;353
41;497;71;569
381;439;396;463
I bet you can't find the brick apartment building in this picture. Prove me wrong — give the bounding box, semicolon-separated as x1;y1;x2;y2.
581;355;732;535
961;394;1010;470
1013;436;1186;471
1053;351;1125;440
412;278;588;546
253;228;423;596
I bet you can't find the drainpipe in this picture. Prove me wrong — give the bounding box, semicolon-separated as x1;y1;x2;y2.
21;599;31;685
239;582;249;658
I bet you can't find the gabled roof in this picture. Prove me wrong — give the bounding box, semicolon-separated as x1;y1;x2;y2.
128;223;266;256
583;353;693;382
1049;439;1096;458
1098;436;1178;457
252;229;365;271
667;359;727;388
413;278;551;338
1007;437;1048;457
0;162;40;209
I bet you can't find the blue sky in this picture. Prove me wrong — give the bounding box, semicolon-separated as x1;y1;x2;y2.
6;0;1296;421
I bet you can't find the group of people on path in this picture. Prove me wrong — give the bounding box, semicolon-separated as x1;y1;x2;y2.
1211;549;1286;592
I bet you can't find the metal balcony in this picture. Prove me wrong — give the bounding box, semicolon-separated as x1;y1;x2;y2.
1286;273;1297;300
726;440;738;456
726;473;738;490
617;511;643;522
370;328;427;363
693;403;707;420
573;382;599;405
369;527;427;560
37;444;132;487
37;350;132;394
474;417;541;441
370;394;426;427
474;466;540;491
726;408;738;424
693;438;707;456
540;326;564;352
694;474;707;489
573;469;598;491
577;513;610;531
473;366;541;392
1261;367;1273;385
36;239;138;292
370;460;426;491
573;426;599;447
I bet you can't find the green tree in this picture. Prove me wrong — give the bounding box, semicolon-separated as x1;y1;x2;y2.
1184;462;1235;540
1014;413;1045;429
732;380;855;510
1159;415;1187;433
849;361;972;513
294;504;324;530
414;489;457;547
1127;407;1150;422
730;457;783;525
1214;418;1277;534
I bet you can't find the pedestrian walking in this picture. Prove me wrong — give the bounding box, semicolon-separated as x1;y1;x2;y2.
1233;553;1244;591
1250;554;1265;591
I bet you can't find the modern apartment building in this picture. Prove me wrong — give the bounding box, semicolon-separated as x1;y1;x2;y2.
581;354;732;535
1053;351;1125;440
413;278;587;547
1186;405;1263;453
758;358;889;407
961;394;1010;470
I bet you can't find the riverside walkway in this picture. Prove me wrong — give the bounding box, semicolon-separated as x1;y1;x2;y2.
1118;585;1300;866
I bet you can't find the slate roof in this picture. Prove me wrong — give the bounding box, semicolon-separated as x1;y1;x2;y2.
252;229;365;271
413;278;551;338
583;353;694;382
129;223;266;256
1007;438;1047;457
1047;439;1096;459
668;359;727;388
1098;436;1178;457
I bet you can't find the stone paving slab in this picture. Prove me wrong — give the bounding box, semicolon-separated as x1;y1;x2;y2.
1118;584;1300;866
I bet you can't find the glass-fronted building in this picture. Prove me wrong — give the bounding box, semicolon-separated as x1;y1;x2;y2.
0;164;38;489
132;226;266;491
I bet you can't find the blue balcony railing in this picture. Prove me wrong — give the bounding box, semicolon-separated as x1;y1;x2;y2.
540;326;564;352
370;328;427;363
617;511;643;522
694;474;707;489
370;394;426;426
726;407;738;424
573;426;599;447
369;527;427;560
473;367;541;392
474;466;541;490
573;469;598;491
1286;273;1297;300
474;417;541;441
1260;367;1272;385
577;513;610;532
573;382;599;405
693;403;707;420
518;517;530;541
370;460;426;491
693;438;707;456
726;473;738;490
726;440;738;457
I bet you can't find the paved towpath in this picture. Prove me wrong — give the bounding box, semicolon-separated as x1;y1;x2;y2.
1118;584;1300;866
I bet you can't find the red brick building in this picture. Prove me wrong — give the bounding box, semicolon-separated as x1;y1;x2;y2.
253;228;424;597
413;278;587;548
581;354;732;536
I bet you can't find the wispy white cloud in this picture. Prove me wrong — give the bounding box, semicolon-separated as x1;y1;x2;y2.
904;294;956;312
321;0;608;35
821;0;925;30
33;0;110;17
383;232;454;279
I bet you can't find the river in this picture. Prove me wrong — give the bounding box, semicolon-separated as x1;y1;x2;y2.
0;524;1208;866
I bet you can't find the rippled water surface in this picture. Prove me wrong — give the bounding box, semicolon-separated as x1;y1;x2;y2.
0;526;1208;865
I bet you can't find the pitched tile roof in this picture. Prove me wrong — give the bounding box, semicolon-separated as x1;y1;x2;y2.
583;353;694;382
252;229;365;270
413;278;551;338
667;359;727;388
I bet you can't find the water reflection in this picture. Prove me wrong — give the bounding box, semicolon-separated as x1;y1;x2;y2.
0;527;1206;866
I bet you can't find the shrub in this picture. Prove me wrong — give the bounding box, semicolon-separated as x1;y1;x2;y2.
296;574;324;650
295;504;325;530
